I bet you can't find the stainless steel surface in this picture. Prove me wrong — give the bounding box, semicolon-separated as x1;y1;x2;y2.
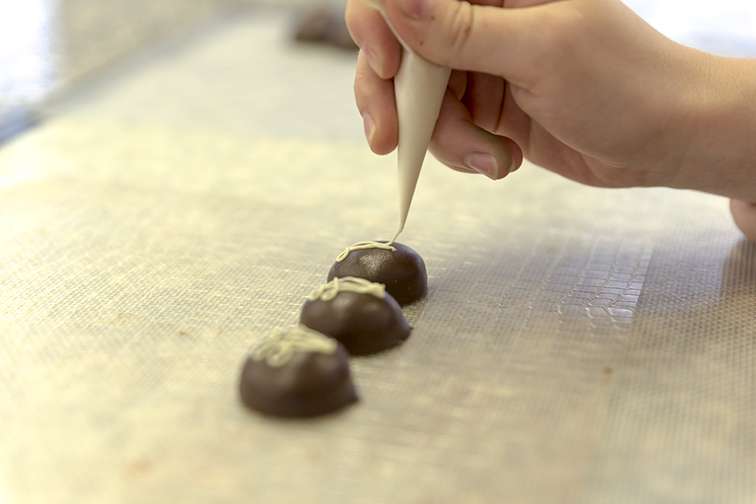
1;8;755;504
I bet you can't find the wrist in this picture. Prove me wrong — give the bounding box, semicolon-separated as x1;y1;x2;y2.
670;53;756;199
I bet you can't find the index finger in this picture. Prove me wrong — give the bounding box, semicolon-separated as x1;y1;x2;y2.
346;0;403;79
381;0;540;85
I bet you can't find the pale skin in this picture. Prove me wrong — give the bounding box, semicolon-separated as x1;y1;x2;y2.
345;0;756;240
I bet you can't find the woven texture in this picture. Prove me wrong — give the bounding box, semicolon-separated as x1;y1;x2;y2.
1;10;754;504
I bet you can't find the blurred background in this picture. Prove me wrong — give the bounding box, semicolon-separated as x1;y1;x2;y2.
1;0;756;144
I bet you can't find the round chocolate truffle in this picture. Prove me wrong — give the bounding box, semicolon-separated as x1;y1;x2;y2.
328;241;428;306
300;276;411;355
239;325;358;418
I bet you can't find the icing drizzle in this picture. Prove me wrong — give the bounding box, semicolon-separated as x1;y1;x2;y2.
336;241;397;262
251;325;337;367
307;276;385;302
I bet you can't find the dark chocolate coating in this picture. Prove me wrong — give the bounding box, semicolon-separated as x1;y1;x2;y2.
239;344;357;418
300;291;411;355
328;242;428;306
293;8;358;50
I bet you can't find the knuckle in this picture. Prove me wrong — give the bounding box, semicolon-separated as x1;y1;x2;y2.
344;0;366;42
540;10;584;63
354;56;388;111
517;10;584;85
344;2;356;28
353;65;373;108
441;2;475;66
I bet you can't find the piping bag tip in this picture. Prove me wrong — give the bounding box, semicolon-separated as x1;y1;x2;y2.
389;26;451;242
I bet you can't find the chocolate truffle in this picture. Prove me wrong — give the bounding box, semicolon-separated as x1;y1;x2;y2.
300;276;411;355
239;325;358;418
293;8;357;50
328;241;428;306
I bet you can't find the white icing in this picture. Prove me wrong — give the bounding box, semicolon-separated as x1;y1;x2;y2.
251;325;337;367
336;241;396;262
307;276;385;302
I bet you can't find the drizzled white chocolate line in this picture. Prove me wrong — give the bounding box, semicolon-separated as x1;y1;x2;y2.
251;325;337;367
336;241;396;263
307;276;385;302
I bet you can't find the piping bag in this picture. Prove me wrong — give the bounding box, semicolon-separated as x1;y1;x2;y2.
366;0;452;243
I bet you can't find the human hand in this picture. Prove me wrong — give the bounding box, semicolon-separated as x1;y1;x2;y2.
346;0;728;188
730;200;756;242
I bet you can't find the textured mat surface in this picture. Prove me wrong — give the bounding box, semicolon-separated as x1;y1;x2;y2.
1;10;755;504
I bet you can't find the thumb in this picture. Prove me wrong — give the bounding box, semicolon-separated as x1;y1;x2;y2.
382;0;536;81
731;199;756;243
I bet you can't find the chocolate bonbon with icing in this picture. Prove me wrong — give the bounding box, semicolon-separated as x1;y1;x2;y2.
239;325;358;417
328;241;427;306
300;276;411;355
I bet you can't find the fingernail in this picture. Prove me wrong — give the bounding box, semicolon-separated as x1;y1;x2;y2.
363;113;376;145
399;0;434;20
511;156;521;172
465;153;500;180
363;44;381;76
